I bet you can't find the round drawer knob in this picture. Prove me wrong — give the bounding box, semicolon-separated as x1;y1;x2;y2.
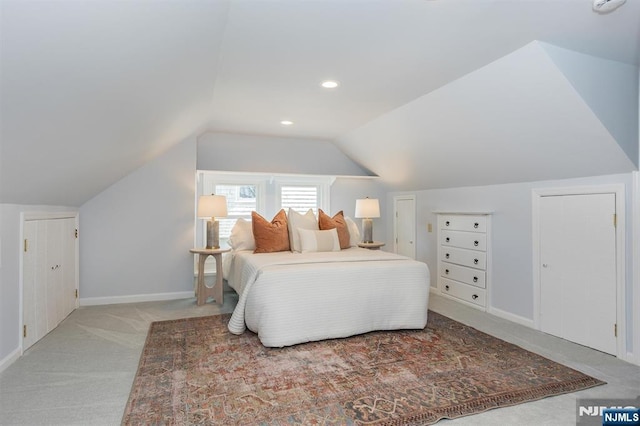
445;237;450;242
473;258;479;264
445;253;450;259
445;269;449;274
474;222;479;228
472;294;478;300
474;240;479;246
445;221;450;226
473;276;478;282
445;285;450;291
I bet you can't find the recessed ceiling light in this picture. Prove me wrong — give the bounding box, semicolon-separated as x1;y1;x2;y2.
321;80;339;89
280;120;293;126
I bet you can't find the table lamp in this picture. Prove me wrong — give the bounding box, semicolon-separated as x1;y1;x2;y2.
197;194;228;249
355;197;380;244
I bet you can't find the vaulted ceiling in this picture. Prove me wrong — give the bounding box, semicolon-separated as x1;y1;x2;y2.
1;0;639;206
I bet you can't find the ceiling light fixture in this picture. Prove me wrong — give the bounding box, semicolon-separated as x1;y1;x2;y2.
280;120;293;126
592;0;626;13
321;80;339;89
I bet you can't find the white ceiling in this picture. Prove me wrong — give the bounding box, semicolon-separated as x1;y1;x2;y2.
1;0;639;206
338;40;637;191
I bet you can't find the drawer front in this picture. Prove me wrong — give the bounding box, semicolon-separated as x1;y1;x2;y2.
441;246;486;270
441;230;487;251
440;215;486;232
440;277;486;307
440;262;486;288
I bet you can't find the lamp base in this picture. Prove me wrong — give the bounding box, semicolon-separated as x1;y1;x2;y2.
205;219;220;249
361;218;373;244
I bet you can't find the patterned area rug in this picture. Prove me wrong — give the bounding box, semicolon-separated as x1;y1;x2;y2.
122;312;604;425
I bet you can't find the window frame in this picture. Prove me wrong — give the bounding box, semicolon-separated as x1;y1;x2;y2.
196;171;334;249
274;176;332;215
197;172;266;249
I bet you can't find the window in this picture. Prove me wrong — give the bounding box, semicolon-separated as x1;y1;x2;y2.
275;176;332;216
198;173;264;248
280;185;320;214
197;172;333;248
214;184;258;245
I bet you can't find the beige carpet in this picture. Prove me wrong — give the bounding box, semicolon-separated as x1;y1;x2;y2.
122;311;604;425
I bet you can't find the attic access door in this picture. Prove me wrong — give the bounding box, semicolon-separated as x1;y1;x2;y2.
536;191;619;356
394;195;416;259
22;214;79;351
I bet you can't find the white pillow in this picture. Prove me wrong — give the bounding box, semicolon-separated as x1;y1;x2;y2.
287;208;318;252
345;216;361;247
228;218;255;251
298;228;341;253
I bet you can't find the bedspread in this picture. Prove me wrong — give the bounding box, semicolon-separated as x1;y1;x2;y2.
227;247;430;346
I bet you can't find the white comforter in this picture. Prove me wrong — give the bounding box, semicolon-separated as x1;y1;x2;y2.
227;247;430;347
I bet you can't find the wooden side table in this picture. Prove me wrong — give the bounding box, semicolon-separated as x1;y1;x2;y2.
190;248;230;306
357;242;385;250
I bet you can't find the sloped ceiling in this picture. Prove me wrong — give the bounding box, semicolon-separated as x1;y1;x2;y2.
0;0;231;205
1;0;639;206
336;41;637;191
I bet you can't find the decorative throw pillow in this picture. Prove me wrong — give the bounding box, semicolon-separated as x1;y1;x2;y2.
318;209;350;250
252;210;290;253
287;208;319;252
298;228;340;253
345;216;361;247
228;218;256;251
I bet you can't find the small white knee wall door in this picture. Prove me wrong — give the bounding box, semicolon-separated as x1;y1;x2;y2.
539;193;617;355
23;217;78;351
394;196;416;259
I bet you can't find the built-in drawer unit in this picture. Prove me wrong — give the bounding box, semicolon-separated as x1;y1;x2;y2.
441;230;486;251
441;246;486;270
440;277;486;307
441;215;487;233
436;213;491;310
439;262;486;288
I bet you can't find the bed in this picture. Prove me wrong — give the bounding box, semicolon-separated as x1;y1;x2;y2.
226;247;430;347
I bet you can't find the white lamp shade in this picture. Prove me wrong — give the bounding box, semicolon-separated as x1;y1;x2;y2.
355;198;380;219
197;195;228;218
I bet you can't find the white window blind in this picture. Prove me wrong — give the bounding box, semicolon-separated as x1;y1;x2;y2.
215;184;257;243
197;172;333;249
280;185;319;214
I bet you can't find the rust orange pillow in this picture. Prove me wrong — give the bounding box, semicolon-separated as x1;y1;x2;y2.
252;210;290;253
318;209;350;249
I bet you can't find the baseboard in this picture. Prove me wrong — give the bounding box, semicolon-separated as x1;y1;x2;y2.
80;291;194;307
624;352;640;367
488;306;535;329
0;347;21;374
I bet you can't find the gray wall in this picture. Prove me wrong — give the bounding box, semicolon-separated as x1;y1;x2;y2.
331;178;388;243
79;137;197;300
198;132;374;177
387;172;635;354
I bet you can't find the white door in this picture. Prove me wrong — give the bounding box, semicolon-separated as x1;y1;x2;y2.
394;196;416;259
46;219;63;331
23;221;48;350
61;218;78;317
539;193;617;355
23;216;78;351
